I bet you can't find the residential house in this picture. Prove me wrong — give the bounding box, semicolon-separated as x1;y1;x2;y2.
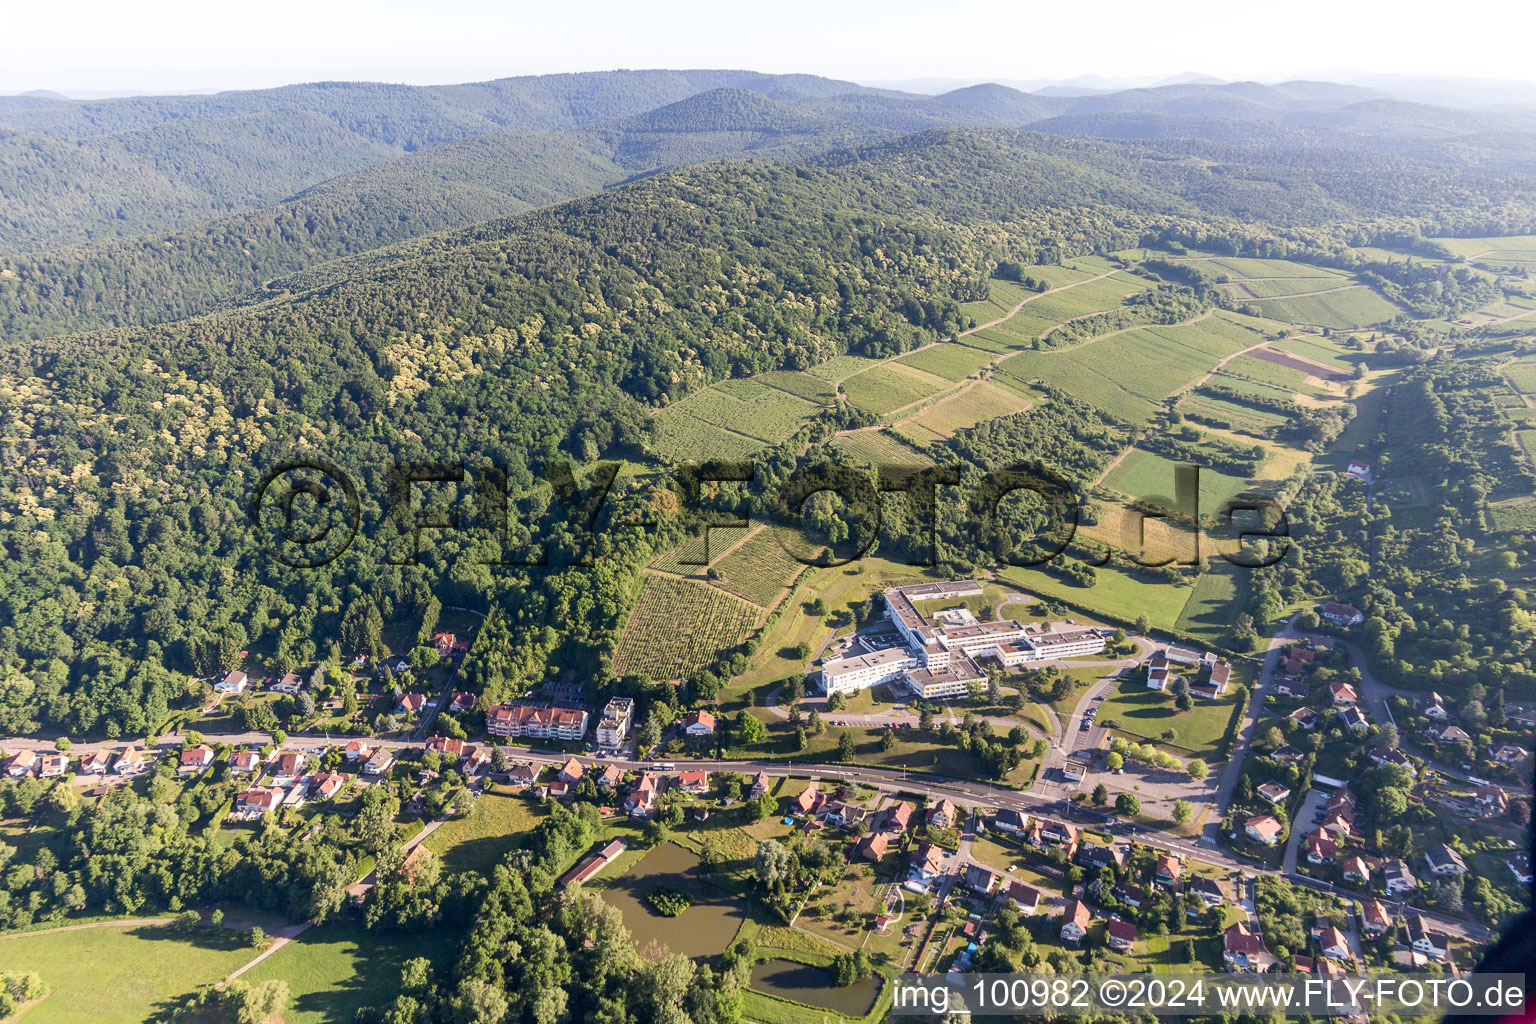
991;808;1027;835
1271;744;1305;765
907;843;947;887
855;831;890;861
1341;855;1372;884
596;764;625;789
1289;707;1319;730
271;750;307;783
1475;785;1509;816
1382;858;1418;895
964;864;1000;895
1345;460;1373;483
343;739;373;762
790;781;822;815
215;669;249;694
271;672;304;695
1078;844;1123;873
1244;814;1283;845
362;747;396;776
1435;724;1472;745
485;702;589;741
1257;781;1292;804
1341;705;1369;733
1317;925;1350;960
505;762;542;788
231;750;261;773
1489;744;1528;764
5;751;38;777
626;774;661;818
1330;681;1358;707
1405;912;1450;961
1424;843;1467;876
878;801;914;834
822;800;869;828
449;692;478;714
1114;883;1145;908
928;798;958;830
178;745;214;775
1305;829;1339;865
1361;899;1394;937
1505;851;1533;884
1060;899;1092;944
36;754;67;778
549;757;584;798
677;770;710;795
1154;854;1182;887
1192;660;1230;699
310;771;346;801
749;771;771;800
78;750;112;774
1163;646;1204;666
1006;881;1042;914
680;710;716;736
1107;919;1137;952
396;693;428;716
1223;923;1273;972
1369;746;1414;774
1146;654;1171;691
1320;602;1364;627
1421;693;1449;719
1188;876;1224;907
235;786;283;817
113;747;147;775
597;697;635;748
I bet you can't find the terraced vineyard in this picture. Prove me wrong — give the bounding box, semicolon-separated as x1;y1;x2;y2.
652;377;825;459
841;361;955;416
1247;287;1400;329
710;528;808;606
995;311;1276;426
895;380;1032;441
612;575;762;680
832;428;933;466
967;272;1151;352
895;343;994;382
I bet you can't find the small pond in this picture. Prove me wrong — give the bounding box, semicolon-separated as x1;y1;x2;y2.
749;957;883;1017
599;842;747;958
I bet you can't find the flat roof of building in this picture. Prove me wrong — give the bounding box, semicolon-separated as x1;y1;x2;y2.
907;652;984;688
822;647;915;679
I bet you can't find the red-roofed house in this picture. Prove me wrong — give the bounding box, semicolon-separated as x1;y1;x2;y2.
1060;899;1092;944
1330;681;1358;707
677;770;710;795
1245;814;1283;845
1108;919;1137;952
681;710;716;736
178;745;214;775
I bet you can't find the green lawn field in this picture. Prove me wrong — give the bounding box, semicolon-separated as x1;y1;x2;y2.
1102;447;1257;513
1095;675;1240;761
421;786;549;875
0;921;254;1024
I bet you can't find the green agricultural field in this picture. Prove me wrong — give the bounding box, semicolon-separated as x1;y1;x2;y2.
895;380;1032;439
613;575;762;680
969;273;1151;352
0;921;255;1024
1102;447;1258;513
995;562;1195;632
240;923;463;1024
1225;276;1349;298
676;378;825;442
1173;567;1246;645
1095;675;1241;761
803;353;887;381
959;276;1039;322
1247;287;1400;330
422;786;549;874
1219;356;1329;396
832;428;933;466
1271;337;1356;371
1180;394;1288;435
996;311;1276;427
1203;257;1350;279
711;528;808;607
758;370;839;404
1429;233;1536;261
895;343;994;381
841;361;954;416
651;411;770;461
1504;357;1536;394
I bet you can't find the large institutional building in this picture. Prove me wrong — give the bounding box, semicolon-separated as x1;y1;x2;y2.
819;581;1110;699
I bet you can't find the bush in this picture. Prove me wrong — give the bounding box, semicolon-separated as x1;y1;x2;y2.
646;884;694;917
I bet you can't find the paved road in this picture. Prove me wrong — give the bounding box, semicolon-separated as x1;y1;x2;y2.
1201;628;1293;848
1280;788;1328;876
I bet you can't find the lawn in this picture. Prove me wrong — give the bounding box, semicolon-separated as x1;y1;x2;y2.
1095;675;1241;762
1172;567;1246;646
240;923;462;1024
1101;447;1257;515
996;561;1195;632
420;786;548;875
0;921;255;1024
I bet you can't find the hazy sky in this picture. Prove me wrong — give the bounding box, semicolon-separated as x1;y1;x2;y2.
5;0;1535;94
